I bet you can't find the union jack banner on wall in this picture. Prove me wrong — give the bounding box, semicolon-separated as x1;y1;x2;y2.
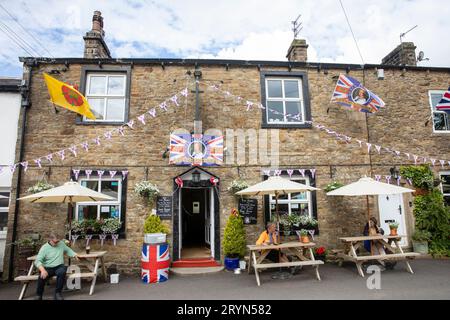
331;74;385;113
141;243;170;283
435;87;450;114
169;133;223;166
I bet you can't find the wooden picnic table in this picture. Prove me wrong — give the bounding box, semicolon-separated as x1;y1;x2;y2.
247;242;324;286
14;251;108;300
337;235;420;277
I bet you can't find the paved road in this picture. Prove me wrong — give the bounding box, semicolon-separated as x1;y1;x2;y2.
1;259;449;300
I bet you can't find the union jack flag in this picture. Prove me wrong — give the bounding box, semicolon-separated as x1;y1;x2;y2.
435;87;450;114
331;74;385;113
169;133;223;166
141;243;170;283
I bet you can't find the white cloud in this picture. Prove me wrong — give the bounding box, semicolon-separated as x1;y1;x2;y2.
0;0;449;77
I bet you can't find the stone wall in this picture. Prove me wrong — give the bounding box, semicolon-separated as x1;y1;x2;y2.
3;61;450;277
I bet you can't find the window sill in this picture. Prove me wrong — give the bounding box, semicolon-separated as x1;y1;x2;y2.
76;120;127;126
262;123;312;129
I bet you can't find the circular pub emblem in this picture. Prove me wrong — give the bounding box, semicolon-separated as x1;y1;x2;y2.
350;87;370;105
62;85;83;107
187;140;207;159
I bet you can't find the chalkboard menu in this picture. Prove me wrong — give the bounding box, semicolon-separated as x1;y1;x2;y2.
156;196;172;219
238;198;257;225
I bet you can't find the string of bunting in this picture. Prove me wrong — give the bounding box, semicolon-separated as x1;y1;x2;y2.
0;87;190;177
201;80;450;168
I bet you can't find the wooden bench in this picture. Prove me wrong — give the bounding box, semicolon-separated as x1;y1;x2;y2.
15;272;97;282
354;253;419;261
254;260;324;269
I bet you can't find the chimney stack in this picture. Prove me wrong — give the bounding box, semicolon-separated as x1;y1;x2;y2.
382;42;417;66
286;39;308;63
83;11;111;59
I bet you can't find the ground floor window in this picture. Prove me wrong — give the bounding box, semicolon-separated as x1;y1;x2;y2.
439;172;450;206
269;175;312;218
0;190;10;231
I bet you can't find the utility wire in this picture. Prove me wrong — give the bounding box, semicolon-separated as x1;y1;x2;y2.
0;19;42;57
338;0;365;65
0;3;54;58
0;22;37;57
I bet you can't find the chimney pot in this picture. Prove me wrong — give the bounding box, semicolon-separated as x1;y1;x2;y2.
287;39;308;63
382;42;417;66
83;11;111;59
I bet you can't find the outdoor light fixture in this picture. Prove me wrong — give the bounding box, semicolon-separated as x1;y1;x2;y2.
390;167;400;180
192;170;201;183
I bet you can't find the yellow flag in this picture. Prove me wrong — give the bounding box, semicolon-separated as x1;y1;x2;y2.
43;73;96;120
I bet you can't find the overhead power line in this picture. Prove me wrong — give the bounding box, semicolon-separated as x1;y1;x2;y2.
0;3;54;58
0;21;37;57
338;0;365;65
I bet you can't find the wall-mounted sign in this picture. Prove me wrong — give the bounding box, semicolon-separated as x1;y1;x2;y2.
156;196;172;220
238;198;257;225
169;133;223;166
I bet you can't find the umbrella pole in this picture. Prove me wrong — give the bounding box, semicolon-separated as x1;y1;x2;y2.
366;195;370;224
275;192;280;243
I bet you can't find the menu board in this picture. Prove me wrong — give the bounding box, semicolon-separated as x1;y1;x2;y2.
156;196;172;219
238;198;257;225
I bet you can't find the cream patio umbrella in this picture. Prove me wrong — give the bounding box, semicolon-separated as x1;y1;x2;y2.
236;176;319;239
326;176;414;224
18;181;115;230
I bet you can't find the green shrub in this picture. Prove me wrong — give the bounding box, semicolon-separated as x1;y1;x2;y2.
400;165;434;190
411;229;432;242
223;209;246;258
144;214;169;234
414;189;450;257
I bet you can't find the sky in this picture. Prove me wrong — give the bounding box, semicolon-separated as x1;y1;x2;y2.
1;0;449;78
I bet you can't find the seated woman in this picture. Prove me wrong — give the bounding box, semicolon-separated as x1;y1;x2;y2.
256;222;290;263
363;217;386;256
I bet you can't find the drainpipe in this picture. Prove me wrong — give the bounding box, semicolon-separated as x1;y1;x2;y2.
8;60;34;281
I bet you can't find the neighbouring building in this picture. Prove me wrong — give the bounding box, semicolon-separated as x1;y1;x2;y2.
0;78;21;275
2;11;450;278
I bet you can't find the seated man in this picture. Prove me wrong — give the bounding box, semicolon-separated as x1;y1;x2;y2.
256;223;299;274
34;233;79;300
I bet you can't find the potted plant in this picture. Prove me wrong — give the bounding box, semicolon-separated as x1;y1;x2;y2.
324;181;344;193
83;219;101;235
27;180;54;194
101;218;122;236
134;181;160;205
223;209;246;271
314;246;327;261
411;229;431;254
143;214;169;244
68;220;84;235
389;221;399;236
228;180;249;197
299;229;310;243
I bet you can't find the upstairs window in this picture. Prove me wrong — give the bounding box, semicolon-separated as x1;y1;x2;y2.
260;71;311;129
84;73;127;122
440;172;450;206
429;90;450;132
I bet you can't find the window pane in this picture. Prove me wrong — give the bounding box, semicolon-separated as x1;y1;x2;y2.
291;203;309;216
284;80;300;98
78;205;98;220
101;180;119;200
267;101;284;123
108;76;125;95
81;180;99;192
0;192;9;207
0;212;8;230
270;203;289;217
100;205;120;219
285;102;302;122
88;76;106;95
431;93;443;110
87;98;105;120
442;175;450;194
291;191;308;200
433;112;447;131
105;99;125;121
444;196;450;207
267;80;283;98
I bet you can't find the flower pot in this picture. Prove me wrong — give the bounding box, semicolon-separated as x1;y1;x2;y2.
413;188;429;196
389;228;398;236
300;236;310;244
224;257;240;271
412;241;428;254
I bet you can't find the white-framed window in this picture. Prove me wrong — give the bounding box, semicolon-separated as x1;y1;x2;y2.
0;189;10;231
269;175;312;218
84;73;127;122
75;178;122;221
429;90;450;132
265;78;305;124
439;172;450;206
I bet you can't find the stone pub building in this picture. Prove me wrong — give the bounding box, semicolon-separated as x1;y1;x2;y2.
3;11;450;278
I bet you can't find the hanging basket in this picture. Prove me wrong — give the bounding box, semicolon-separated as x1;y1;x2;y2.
413;188;429;196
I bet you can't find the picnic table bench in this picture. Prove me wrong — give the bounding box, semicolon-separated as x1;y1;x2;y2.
247;242;324;286
337;235;420;277
14;251;107;300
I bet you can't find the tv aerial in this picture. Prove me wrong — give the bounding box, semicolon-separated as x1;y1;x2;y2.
400;25;418;43
291;14;303;39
